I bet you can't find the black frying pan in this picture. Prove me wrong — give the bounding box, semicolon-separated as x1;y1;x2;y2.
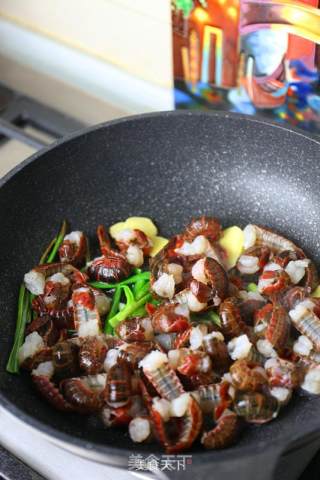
1;111;320;480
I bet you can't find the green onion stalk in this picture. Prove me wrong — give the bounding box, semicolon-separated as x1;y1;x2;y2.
6;220;68;374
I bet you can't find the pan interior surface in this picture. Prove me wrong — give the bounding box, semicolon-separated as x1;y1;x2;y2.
1;111;320;461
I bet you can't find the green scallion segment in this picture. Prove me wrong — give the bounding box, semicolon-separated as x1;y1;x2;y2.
109;292;152;328
247;282;258;293
39;237;57;265
104;287;122;334
7;220;69;374
46;220;67;263
135;282;151;300
209;311;221;326
6;284;30;374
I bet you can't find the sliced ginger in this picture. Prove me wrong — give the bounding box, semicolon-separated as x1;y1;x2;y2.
218;226;244;269
109;217;167;258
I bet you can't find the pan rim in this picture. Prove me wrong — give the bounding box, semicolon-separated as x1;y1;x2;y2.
1;109;320;191
1;110;320;464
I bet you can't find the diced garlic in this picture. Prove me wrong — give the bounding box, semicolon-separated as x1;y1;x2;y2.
264;357;279;370
227;334;252;360
289;300;315;322
191;258;207;284
155;333;174;351
190;325;207;350
222;373;233;384
293;335;313;357
95;293;111;315
32;361;54;378
175;235;210;256
247;291;266;302
64;231;82;245
84;374;107;390
139;350;168;370
126;245;144;267
238;290;249;300
264;263;283;272
237;255;259;274
18;332;44;364
174;303;190;320
78;319;100;337
301;366;320;394
243;225;256;249
170;393;190;417
114;228;136;243
152;273;175;299
285;259;310;284
258;276;275;293
257;339;278;358
47;272;70;286
203;331;225;342
254;322;267;334
199;355;212;372
24;270;45;295
152;397;171;421
270;387;291;404
168;349;181;369
187;291;207;312
103;348;119;372
44;295;56;305
141;318;154;340
167;263;183;284
129;417;151;443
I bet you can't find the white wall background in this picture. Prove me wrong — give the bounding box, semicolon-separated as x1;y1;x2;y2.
0;0;174;113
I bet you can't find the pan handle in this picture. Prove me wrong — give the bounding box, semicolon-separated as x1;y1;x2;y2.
0;118;49;150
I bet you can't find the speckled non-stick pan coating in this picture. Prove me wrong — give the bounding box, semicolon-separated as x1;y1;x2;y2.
0;111;320;480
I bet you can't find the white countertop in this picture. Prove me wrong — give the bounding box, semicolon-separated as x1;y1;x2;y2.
0;406;144;480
